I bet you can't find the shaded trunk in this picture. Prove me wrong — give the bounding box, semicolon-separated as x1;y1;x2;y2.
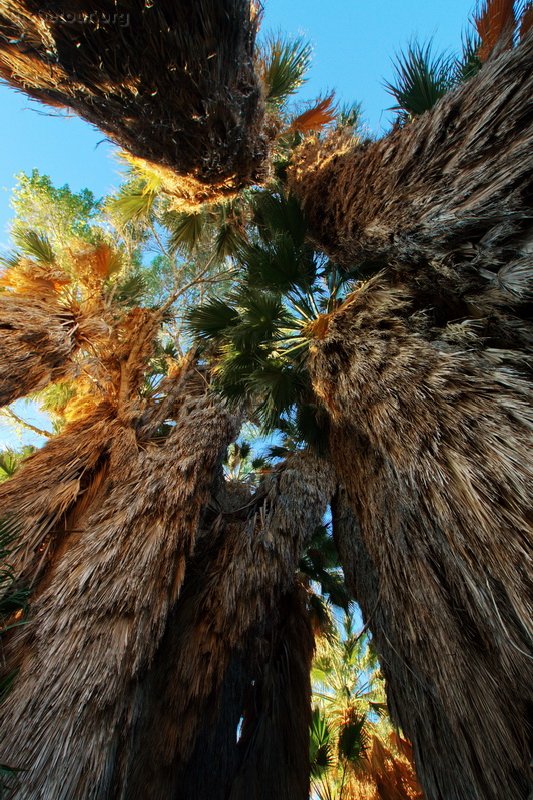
0;1;268;208
313;278;533;800
0;391;239;799
120;452;334;800
228;584;314;800
289;35;533;329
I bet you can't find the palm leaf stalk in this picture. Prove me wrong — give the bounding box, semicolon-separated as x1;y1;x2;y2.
0;1;269;209
120;451;336;799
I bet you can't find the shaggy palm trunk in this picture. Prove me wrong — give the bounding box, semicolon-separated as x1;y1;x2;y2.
120;452;335;800
0;403;120;585
312;278;533;800
289;36;533;325
228;584;314;800
0;389;239;799
0;1;268;208
0;293;81;407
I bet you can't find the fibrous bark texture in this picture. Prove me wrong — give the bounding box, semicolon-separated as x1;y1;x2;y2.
0;1;269;208
312;278;533;800
289;35;533;315
227;584;315;800
0;391;239;799
121;452;335;800
0;292;79;407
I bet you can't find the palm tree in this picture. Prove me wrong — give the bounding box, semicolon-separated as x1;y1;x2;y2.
0;353;241;798
188;180;533;799
119;450;336;799
310;609;422;800
0;236;109;407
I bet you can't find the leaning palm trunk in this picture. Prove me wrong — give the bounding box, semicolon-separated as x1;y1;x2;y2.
0;1;268;208
120;452;335;800
289;36;533;288
0;384;239;799
0;403;120;585
312;278;533;800
0;292;84;407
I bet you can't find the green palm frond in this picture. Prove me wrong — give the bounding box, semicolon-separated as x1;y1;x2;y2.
108;188;157;227
310;708;334;778
338;714;368;765
260;35;312;104
456;29;483;81
12;229;55;264
0;448;34;482
385;41;456;118
188;297;240;341
111;270;149;306
167;210;210;254
215;222;246;260
246;358;308;430
252;191;307;247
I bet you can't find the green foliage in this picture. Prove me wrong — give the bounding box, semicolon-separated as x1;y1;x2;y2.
299;524;351;612
385;41;456;119
338;714;367;765
10;169;101;246
0;448;34;483
456;29;483;81
260;35;312;104
12;229;55;264
106;176;158;227
310;707;334;778
188;191;356;439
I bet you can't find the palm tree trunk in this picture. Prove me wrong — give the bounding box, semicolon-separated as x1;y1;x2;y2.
314;277;533;800
120;452;335;800
0;293;79;407
0;390;239;799
289;36;533;314
228;583;314;800
0;1;268;209
0;402;119;586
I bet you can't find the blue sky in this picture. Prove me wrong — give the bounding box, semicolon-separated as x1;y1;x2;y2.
0;0;474;447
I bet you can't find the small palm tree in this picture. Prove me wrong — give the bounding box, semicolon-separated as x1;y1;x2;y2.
310;610;422;800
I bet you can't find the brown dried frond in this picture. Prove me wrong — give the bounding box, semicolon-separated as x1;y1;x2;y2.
0;402;119;586
0;291;79;407
288;34;533;352
0;1;270;208
288;93;337;133
475;0;516;60
320;279;533;799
